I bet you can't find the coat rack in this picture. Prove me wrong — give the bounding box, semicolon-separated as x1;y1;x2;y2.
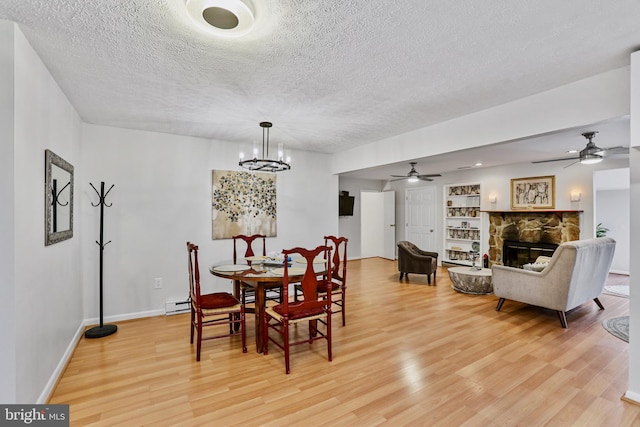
84;182;118;338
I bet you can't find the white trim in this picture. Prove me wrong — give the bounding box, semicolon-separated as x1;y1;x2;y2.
38;309;165;403
623;390;640;405
84;309;165;326
36;322;85;404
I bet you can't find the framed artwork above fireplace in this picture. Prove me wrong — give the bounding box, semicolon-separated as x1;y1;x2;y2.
510;175;555;210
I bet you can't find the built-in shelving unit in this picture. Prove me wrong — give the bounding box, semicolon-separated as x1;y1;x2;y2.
443;183;482;266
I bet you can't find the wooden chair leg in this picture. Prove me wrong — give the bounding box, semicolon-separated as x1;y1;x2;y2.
594;297;605;310
241;310;247;353
196;316;203;361
495;298;505;311
427;274;431;285
399;272;404;280
190;308;195;344
557;311;568;328
341;292;346;327
284;322;290;374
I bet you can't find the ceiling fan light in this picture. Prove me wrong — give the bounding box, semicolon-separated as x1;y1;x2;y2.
407;176;419;183
580;153;603;164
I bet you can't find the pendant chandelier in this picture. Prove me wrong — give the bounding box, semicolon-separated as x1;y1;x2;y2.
239;122;291;172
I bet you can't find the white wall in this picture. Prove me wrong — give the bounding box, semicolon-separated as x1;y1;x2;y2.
338;178;385;258
81;124;338;319
0;20;17;404
627;50;640;403
596;189;630;273
11;24;84;403
360;192;385;258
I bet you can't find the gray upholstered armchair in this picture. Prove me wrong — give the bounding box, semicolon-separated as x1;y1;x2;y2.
397;241;438;284
492;237;616;328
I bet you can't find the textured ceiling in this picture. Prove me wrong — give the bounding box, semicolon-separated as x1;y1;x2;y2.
2;0;640;158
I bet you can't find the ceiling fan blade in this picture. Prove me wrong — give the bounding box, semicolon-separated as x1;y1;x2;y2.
563;160;581;169
388;177;407;182
600;146;629;155
418;174;441;178
418;177;434;181
531;156;579;164
390;174;408;178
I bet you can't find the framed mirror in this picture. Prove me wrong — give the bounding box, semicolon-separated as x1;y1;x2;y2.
45;149;74;246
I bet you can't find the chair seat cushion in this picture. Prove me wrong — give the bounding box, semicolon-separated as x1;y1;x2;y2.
272;302;324;320
316;280;340;293
200;292;240;309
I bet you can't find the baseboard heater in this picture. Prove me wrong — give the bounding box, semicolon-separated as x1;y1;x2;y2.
165;297;190;315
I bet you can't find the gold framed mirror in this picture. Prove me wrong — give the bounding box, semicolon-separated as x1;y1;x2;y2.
45;149;74;246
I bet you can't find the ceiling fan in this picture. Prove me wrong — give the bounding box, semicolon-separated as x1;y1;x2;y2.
390;162;441;182
532;131;628;167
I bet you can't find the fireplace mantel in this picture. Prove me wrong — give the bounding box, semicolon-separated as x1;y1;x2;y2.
482;210;583;213
483;210;582;218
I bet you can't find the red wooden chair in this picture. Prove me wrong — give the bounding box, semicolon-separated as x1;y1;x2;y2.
263;245;333;374
233;234;281;307
187;242;246;361
294;236;348;326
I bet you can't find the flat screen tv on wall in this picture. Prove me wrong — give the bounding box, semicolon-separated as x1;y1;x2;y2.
339;191;355;216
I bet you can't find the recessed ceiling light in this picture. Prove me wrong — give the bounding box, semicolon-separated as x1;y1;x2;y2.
474;162;483;167
186;0;255;38
566;149;579;154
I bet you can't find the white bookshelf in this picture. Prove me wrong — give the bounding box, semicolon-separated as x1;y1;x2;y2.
443;183;482;266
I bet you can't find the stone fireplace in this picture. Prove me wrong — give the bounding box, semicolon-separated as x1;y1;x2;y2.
487;211;580;267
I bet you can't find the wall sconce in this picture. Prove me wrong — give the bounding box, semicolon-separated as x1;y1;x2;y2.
570;191;582;202
489;194;497;204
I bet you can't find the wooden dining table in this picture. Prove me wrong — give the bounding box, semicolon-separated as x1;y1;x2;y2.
210;263;315;353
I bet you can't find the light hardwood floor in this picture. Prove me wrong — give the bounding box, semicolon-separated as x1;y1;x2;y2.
50;258;639;426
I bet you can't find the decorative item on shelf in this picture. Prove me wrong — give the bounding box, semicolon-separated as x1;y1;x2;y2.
483;253;489;268
239;122;291;172
451;246;462;251
469;251;481;270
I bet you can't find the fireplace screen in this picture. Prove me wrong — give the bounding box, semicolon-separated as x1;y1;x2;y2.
502;240;558;268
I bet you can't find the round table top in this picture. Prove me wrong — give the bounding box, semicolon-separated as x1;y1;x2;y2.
210;264;325;282
448;266;492;277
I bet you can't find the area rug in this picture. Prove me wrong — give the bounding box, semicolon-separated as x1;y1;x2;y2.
603;285;630;298
603;316;629;343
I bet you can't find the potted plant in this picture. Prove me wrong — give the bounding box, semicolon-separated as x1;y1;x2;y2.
596;223;609;238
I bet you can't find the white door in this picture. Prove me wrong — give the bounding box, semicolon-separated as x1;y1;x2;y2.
382;191;396;260
405;186;437;252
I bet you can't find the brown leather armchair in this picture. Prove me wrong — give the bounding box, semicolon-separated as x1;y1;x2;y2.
397;241;438;284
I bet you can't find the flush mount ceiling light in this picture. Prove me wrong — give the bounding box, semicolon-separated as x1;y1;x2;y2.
239;122;291;172
186;0;255;37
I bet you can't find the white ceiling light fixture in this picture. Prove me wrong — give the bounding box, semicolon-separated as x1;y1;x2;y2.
239;122;291;172
185;0;255;38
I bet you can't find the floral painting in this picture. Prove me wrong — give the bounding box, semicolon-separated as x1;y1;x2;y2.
212;170;277;239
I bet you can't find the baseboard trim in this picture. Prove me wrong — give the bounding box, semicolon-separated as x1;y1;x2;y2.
84;309;165;326
38;322;85;404
622;390;640;406
41;309;165;403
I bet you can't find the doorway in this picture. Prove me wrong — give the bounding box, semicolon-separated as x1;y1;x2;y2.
361;191;396;260
405;186;437;252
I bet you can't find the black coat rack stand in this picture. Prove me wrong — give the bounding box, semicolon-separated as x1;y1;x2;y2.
85;182;118;339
